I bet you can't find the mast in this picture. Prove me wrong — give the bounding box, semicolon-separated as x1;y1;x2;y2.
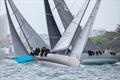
5;0;28;56
70;0;101;59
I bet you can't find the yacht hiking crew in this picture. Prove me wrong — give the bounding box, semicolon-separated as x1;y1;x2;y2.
29;47;50;57
87;50;104;56
29;47;35;56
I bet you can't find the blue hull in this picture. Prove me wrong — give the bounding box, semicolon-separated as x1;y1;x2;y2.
15;56;33;63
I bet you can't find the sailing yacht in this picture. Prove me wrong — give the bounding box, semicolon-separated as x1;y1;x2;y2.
35;0;103;67
50;0;120;65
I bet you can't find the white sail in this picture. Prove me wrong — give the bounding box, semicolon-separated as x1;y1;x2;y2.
51;0;100;53
52;0;90;52
5;0;29;57
8;0;49;49
70;0;101;59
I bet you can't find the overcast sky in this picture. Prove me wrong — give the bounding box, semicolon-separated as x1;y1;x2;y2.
0;0;120;34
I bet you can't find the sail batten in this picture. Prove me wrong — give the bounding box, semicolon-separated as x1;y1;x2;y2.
70;0;101;59
5;0;28;57
52;0;90;52
8;0;49;49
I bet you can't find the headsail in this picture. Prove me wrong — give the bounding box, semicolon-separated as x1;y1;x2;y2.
5;0;28;57
8;0;49;49
44;0;61;49
70;0;101;59
52;0;99;52
52;0;90;52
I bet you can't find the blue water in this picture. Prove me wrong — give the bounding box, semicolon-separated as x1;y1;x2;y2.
0;59;120;80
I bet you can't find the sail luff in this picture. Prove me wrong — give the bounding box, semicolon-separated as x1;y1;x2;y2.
44;0;61;50
52;0;90;52
8;0;49;49
53;0;99;52
5;0;29;57
70;0;101;59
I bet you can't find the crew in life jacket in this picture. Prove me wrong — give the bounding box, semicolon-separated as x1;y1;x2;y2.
110;52;116;55
88;50;94;56
99;51;102;55
40;47;50;57
34;47;40;56
40;47;46;57
29;47;35;56
96;51;99;55
44;48;50;57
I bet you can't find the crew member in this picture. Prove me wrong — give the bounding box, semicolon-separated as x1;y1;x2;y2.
34;47;40;56
40;47;46;57
29;47;35;56
44;48;50;57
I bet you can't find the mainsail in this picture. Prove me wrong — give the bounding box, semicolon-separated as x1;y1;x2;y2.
8;0;49;50
52;0;90;52
5;0;28;57
44;0;61;49
52;0;99;52
70;0;101;59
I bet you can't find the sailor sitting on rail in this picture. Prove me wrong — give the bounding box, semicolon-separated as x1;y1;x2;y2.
34;47;40;56
40;47;50;57
29;47;35;56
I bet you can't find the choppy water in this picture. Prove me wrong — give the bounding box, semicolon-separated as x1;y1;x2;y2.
0;59;120;80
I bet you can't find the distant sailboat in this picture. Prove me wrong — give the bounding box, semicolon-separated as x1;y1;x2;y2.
5;0;28;57
8;0;49;50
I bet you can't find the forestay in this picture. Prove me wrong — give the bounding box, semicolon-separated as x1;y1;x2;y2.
52;0;90;52
70;0;101;59
5;0;28;57
8;0;49;49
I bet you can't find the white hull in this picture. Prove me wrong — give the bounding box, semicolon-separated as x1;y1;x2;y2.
35;54;80;67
